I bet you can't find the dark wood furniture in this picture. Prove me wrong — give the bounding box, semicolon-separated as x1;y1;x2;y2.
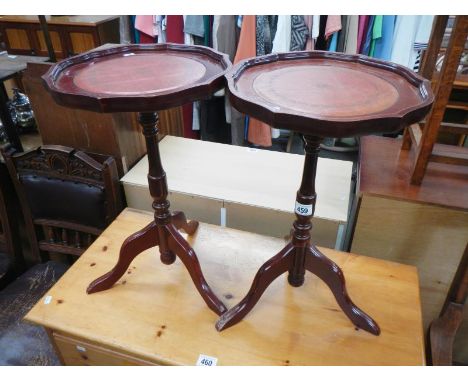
0;160;24;288
429;243;468;365
402;16;468;185
0;53;49;152
0;16;120;59
22;60;184;177
22;62;146;177
42;44;231;316
218;51;434;333
2;144;123;265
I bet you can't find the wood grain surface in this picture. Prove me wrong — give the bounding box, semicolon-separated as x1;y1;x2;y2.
25;208;425;365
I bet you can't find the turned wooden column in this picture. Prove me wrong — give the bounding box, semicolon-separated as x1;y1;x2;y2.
139;111;174;264
288;135;322;287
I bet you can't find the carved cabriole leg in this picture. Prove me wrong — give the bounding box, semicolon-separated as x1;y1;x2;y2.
216;135;380;335
87;221;159;293
171;210;199;235
305;245;380;335
87;111;226;316
216;243;295;331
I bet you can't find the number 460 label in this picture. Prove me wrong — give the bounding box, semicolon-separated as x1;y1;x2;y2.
196;354;218;366
295;202;313;216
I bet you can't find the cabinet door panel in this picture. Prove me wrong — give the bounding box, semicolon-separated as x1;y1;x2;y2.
68;32;96;54
5;27;32;50
35;29;64;58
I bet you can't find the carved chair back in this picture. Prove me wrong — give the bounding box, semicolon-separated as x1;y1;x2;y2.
2;144;123;263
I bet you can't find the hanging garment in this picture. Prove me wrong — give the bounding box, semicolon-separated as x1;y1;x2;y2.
344;15;359;54
315;15;328;50
290;15;309;51
184;15;204;38
216;16;240;125
200;96;231;144
304;15;314;50
203;16;212;47
325;15;342;40
212;15;221;50
312;15;320;40
156;16;166;43
337;16;349;52
361;16;375;55
357;16;370;54
119;16;132;44
166;15;197;139
247;15;279;147
372;16;396;60
272;15;291;53
369;15;383;57
390;16;434;68
231;15;256;146
256;16;278;56
217;15;239;62
328;32;339;52
135;15;157;38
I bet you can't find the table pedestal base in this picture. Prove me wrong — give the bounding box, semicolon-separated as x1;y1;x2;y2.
216;136;380;335
87;112;227;316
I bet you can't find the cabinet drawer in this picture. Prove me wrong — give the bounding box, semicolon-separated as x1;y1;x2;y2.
52;333;158;366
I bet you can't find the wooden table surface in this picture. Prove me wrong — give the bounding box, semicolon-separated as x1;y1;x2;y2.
25;208;425;365
0;53;49;81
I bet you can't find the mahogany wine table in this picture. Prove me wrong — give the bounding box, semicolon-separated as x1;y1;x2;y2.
218;51;435;333
42;44;231;316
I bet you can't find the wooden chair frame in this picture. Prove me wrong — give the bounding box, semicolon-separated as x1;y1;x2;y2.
2;144;123;264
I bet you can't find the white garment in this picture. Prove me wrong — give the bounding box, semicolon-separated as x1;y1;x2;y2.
312;15;320;39
390;16;434;69
182;15;194;45
212;15;221;51
272;15;291;53
156;15;166;43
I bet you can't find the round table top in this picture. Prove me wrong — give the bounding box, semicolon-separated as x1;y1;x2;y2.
42;44;231;113
227;51;434;137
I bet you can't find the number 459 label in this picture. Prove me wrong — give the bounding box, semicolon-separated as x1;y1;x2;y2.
196;354;218;366
295;202;313;216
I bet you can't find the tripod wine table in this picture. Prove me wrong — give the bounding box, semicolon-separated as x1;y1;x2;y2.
42;44;231;316
218;51;434;333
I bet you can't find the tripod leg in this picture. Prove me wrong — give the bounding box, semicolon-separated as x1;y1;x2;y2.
171;211;199;235
87;221;159;294
166;224;227;316
216;243;295;331
305;245;380;335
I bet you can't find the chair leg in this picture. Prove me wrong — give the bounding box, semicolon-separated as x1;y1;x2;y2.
171;211;199;235
87;221;159;294
305;245;380;335
428;302;464;365
215;243;295;331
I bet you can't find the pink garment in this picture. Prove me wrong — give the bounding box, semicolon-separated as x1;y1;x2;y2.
357;16;370;54
304;15;314;50
135;15;157;37
325;15;342;39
